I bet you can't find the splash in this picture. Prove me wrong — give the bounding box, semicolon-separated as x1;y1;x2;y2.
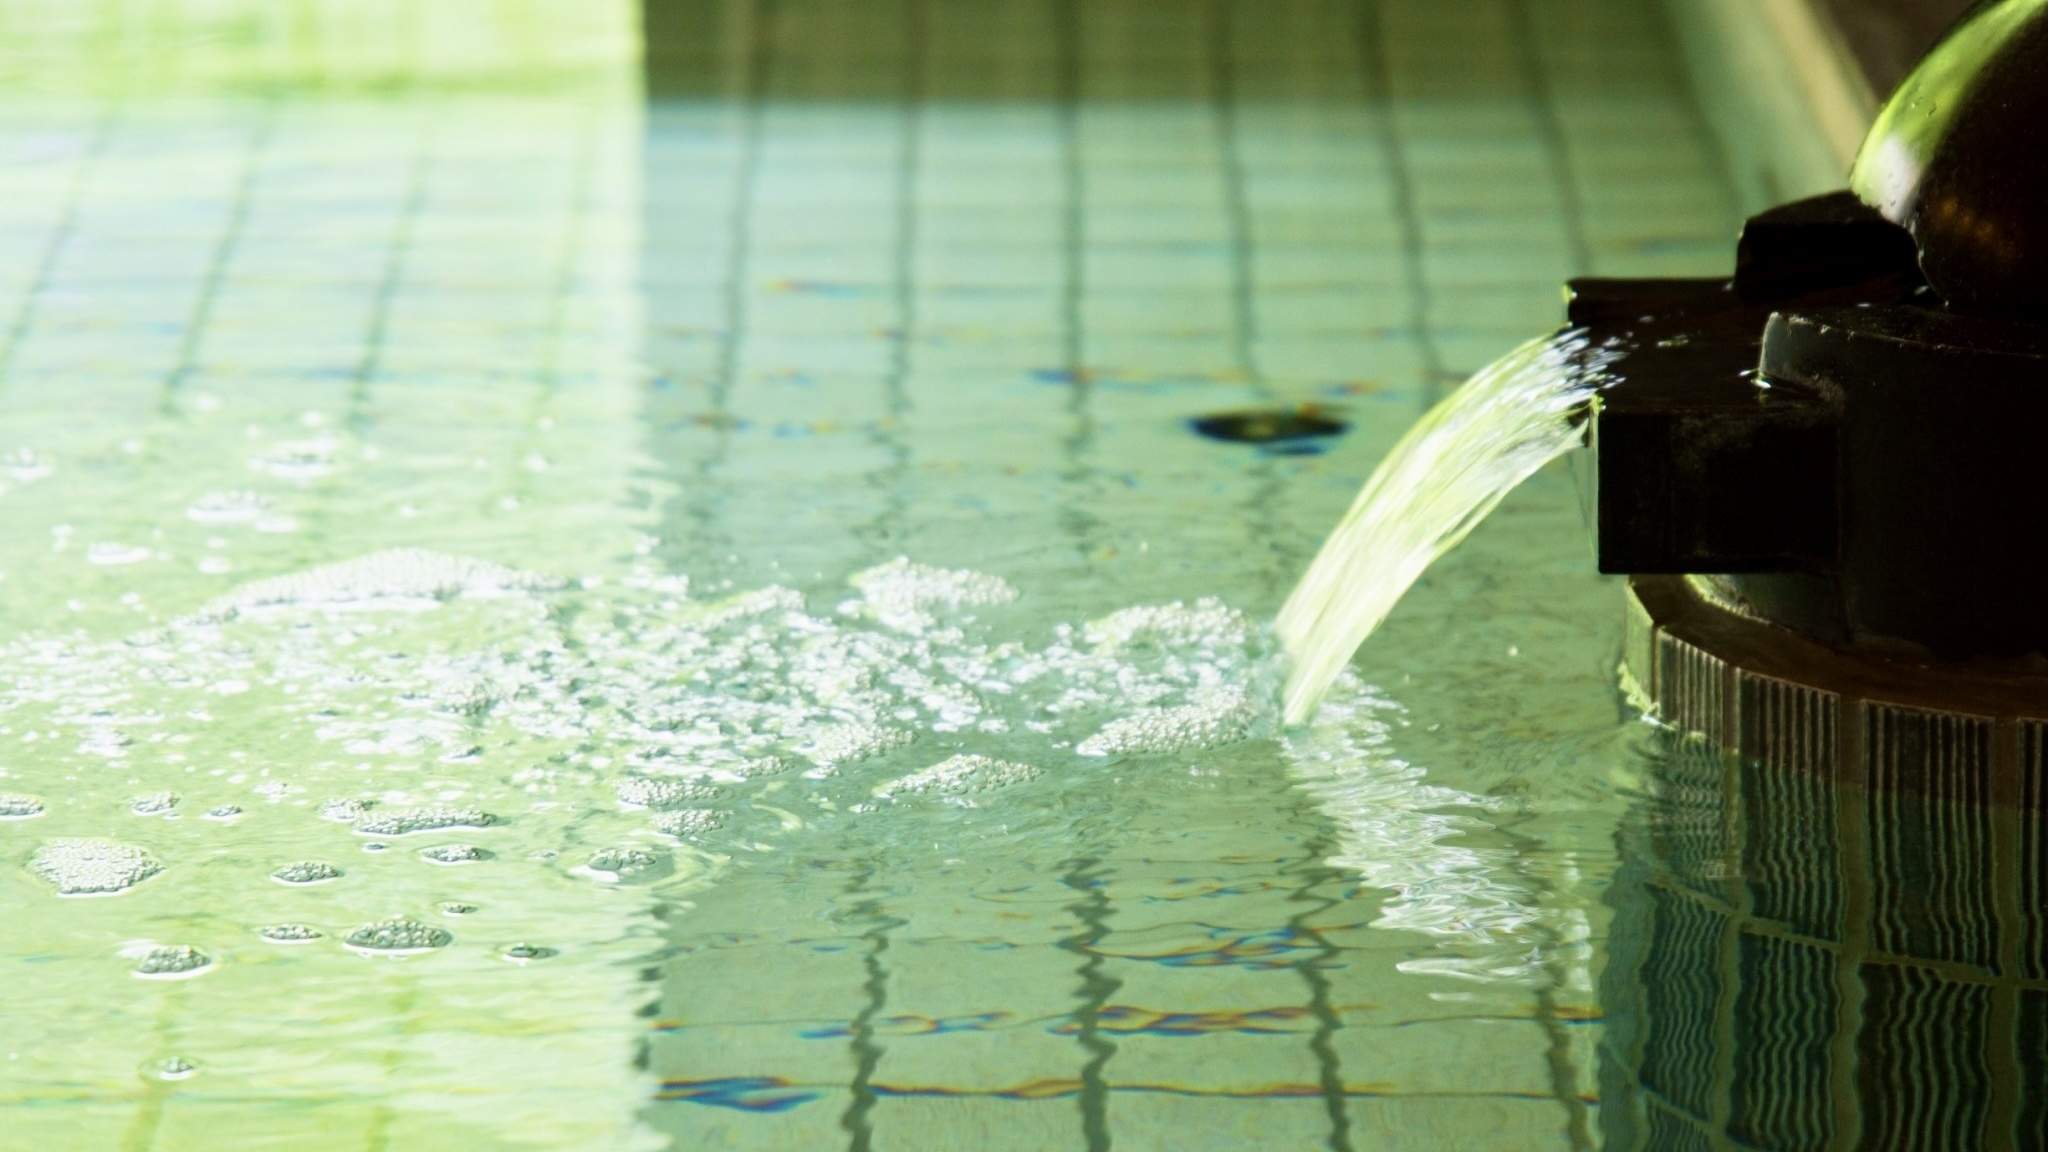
1276;330;1614;723
0;553;1307;1144
1280;674;1550;983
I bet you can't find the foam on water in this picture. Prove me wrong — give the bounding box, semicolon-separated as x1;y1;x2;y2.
878;754;1042;798
29;838;164;895
1076;684;1259;757
3;447;53;482
186;490;271;524
654;809;728;838
1276;330;1615;723
580;847;673;884
354;805;498;836
344;917;453;954
196;547;557;620
0;793;45;819
0;546;1565;1144
270;861;342;885
133;944;212;979
148;1056;200;1082
129;791;178;816
258;924;323;944
614;778;727;810
841;556;1019;630
318;798;373;823
801;721;917;767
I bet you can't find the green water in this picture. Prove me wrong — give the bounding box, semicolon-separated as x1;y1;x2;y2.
0;1;1764;1149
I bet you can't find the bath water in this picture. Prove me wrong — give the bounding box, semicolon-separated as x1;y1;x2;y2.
0;0;1754;1147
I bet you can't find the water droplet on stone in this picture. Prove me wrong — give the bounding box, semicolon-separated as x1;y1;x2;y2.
500;943;558;963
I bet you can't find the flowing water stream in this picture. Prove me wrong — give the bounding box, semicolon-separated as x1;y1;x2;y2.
1276;330;1616;725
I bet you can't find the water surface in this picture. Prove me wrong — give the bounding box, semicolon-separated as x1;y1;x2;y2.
0;2;1747;1148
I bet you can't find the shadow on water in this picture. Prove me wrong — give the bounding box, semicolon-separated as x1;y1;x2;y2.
1603;728;2048;1151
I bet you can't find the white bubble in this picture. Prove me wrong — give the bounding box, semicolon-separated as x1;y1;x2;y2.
354;806;497;837
578;847;672;884
196;548;558;621
271;861;342;885
146;1055;200;1081
30;839;164;896
130;792;179;816
614;778;725;811
1077;685;1259;757
319;798;372;823
258;924;323;944
251;438;335;480
418;844;492;865
653;809;727;838
134;945;212;979
878;754;1041;799
2;449;51;482
0;793;45;820
87;543;151;566
799;722;913;768
842;557;1018;630
186;491;270;525
344;918;451;955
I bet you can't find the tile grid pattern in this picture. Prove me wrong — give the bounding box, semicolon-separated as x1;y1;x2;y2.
639;2;1735;1150
0;0;1746;1148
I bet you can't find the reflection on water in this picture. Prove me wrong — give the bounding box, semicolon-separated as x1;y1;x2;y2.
1604;729;2048;1151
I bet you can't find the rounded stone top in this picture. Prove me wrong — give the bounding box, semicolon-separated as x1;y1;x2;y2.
1850;0;2048;318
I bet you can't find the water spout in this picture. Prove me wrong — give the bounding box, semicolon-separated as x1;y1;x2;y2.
1275;329;1615;724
